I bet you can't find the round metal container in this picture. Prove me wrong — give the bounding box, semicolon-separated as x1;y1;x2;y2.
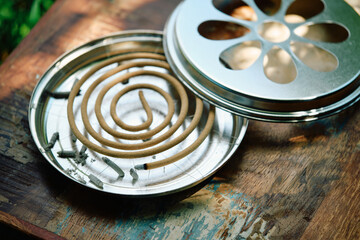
164;0;360;122
28;31;248;196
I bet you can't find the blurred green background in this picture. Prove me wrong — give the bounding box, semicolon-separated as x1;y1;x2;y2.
0;0;55;64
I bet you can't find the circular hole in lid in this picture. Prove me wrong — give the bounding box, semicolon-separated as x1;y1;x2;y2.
258;21;290;43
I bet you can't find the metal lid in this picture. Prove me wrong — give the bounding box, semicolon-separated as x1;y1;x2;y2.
164;0;360;122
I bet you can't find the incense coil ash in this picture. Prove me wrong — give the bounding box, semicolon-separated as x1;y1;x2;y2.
67;51;215;170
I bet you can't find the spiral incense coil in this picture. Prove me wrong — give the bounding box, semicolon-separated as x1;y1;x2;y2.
67;51;215;170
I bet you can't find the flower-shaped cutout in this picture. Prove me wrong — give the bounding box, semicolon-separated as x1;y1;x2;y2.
198;0;350;84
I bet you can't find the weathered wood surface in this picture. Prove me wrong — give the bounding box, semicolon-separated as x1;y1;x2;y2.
0;0;359;239
0;210;65;239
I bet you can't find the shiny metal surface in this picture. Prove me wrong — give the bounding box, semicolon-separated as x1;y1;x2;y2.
164;0;360;122
28;31;248;196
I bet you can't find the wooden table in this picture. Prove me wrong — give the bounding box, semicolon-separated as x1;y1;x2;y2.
0;0;359;239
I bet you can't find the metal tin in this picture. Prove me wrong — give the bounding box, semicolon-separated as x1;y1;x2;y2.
164;0;360;122
28;31;248;196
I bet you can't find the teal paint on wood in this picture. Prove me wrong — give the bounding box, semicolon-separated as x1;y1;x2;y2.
49;180;269;239
98;183;266;239
55;207;72;235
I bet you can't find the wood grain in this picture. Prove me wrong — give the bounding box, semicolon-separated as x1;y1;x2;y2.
0;210;65;239
0;0;359;239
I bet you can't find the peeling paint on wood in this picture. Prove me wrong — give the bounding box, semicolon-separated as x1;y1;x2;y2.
50;186;269;239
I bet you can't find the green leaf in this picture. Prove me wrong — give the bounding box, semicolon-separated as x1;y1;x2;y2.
0;4;15;19
42;0;54;10
19;23;31;38
1;0;55;65
29;0;41;26
11;23;19;36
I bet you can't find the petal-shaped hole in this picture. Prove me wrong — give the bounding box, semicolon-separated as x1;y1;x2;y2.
255;0;282;16
213;0;257;21
220;41;262;70
198;21;250;40
291;41;338;72
258;21;290;43
285;0;324;23
294;23;349;43
264;46;297;84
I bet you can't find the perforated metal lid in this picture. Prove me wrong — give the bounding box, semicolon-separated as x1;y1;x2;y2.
164;0;360;122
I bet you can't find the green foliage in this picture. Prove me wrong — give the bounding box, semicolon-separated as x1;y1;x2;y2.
0;0;54;63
